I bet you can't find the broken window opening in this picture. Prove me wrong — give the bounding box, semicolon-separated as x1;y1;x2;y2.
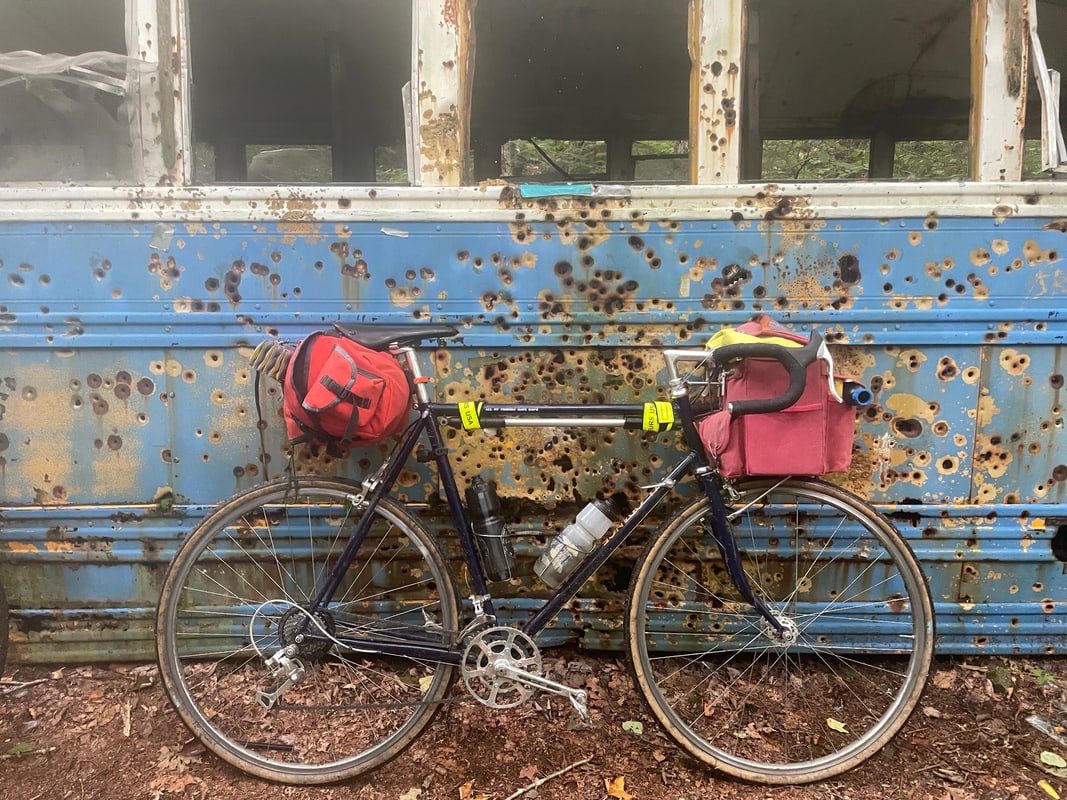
632;140;689;183
894;140;969;181
0;0;142;183
500;139;607;181
187;0;412;185
762;139;871;181
469;0;690;184
1025;0;1067;178
747;0;971;182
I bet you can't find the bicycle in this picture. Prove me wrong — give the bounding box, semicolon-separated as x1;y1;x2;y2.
155;322;935;786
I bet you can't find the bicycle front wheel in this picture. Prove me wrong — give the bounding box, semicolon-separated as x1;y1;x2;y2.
156;477;459;784
627;477;934;784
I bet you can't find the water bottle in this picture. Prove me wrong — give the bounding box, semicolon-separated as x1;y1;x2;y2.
465;476;516;582
534;499;621;588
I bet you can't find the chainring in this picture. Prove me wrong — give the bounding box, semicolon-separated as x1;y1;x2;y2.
460;626;542;709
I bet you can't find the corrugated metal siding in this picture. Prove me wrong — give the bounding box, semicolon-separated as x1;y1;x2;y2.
1;187;1065;661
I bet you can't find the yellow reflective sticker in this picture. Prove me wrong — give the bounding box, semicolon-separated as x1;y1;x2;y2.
642;401;675;431
458;401;483;430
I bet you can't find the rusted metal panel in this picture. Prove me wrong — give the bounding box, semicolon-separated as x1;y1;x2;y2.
1;186;1066;662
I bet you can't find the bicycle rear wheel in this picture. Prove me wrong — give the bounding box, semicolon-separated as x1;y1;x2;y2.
156;477;459;784
626;477;934;784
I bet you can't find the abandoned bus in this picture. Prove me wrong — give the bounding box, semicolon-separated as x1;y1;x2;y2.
0;0;1065;662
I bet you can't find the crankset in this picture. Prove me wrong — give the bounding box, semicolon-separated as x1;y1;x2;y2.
460;626;590;722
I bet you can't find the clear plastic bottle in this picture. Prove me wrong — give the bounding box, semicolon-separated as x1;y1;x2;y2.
533;499;620;588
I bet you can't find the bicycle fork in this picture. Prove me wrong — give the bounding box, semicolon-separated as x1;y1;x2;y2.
698;472;792;640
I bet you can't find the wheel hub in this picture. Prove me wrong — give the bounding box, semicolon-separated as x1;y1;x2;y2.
278;605;336;660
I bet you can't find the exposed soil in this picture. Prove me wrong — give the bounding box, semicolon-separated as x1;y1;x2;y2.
2;653;1066;800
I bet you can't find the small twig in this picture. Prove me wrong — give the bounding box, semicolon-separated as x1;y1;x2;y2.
503;756;592;800
0;678;48;694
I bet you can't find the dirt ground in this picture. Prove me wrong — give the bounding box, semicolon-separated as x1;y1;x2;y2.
2;652;1066;800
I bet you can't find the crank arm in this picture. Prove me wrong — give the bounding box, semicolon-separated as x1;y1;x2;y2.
494;663;590;722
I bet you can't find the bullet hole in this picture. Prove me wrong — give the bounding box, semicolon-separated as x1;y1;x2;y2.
721;96;737;125
761;196;793;222
114;383;131;400
1052;525;1067;561
269;273;281;286
627;235;645;251
837;253;861;285
107;434;122;451
924;213;939;231
233;465;245;478
250;261;269;277
223;260;246;304
71;395;83;410
21;386;37;401
182;370;196;383
137;377;155;396
457;250;470;262
91;394;109;415
314;260;324;271
892;418;924;438
1053;465;1067;482
1051;373;1064;390
161;449;173;463
937;357;959;380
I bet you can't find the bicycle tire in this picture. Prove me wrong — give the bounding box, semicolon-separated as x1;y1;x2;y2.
626;476;934;784
0;578;8;677
156;476;459;784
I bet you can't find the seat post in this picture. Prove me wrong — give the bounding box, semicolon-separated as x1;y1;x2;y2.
393;345;432;404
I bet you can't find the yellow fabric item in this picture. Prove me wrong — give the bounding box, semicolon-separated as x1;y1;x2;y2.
705;327;803;350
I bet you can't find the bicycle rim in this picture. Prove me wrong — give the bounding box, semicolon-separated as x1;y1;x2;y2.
627;477;934;784
156;477;458;784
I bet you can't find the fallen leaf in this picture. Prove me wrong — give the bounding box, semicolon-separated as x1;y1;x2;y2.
518;764;539;782
622;720;644;736
931;670;956;690
1038;779;1061;799
922;706;943;719
398;788;421;800
1043;752;1067;770
827;718;848;733
418;675;434;692
458;779;488;800
605;776;634;800
652;749;667;763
